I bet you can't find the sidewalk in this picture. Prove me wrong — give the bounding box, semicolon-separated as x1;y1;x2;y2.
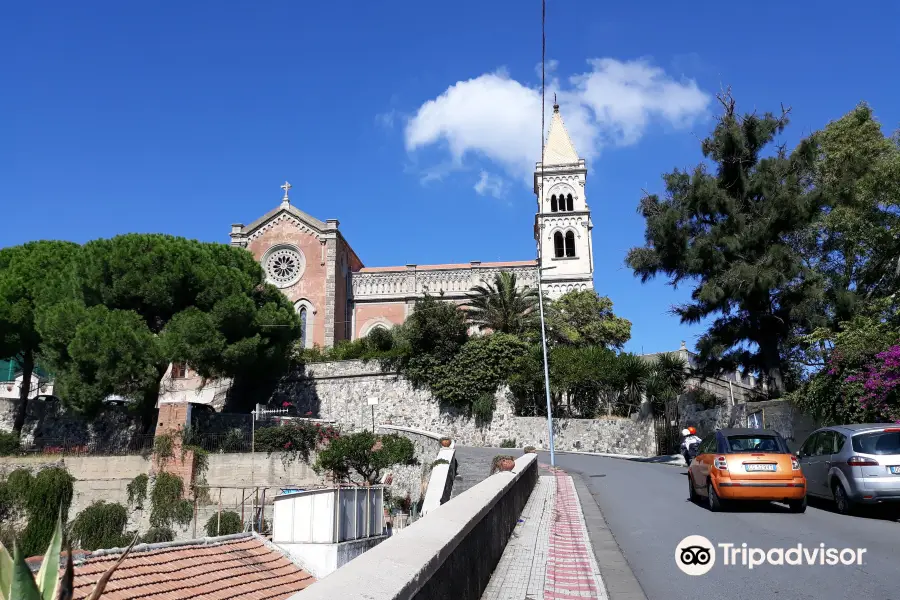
481;466;608;600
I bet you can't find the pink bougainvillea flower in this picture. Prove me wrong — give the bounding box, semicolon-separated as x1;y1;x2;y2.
282;401;291;408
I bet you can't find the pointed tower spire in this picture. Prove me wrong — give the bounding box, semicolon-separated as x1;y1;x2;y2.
542;103;580;166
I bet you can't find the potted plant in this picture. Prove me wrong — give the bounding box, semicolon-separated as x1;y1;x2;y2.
491;455;516;474
524;446;537;454
439;437;452;448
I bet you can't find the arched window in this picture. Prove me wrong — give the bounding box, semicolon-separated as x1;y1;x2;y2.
553;231;565;258
550;195;558;212
566;194;574;211
565;231;576;257
299;307;308;348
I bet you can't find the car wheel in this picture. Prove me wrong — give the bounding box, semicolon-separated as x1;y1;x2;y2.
688;473;699;502
833;482;853;515
708;481;722;512
788;496;807;513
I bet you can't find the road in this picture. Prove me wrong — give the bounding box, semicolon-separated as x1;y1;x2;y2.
553;453;900;600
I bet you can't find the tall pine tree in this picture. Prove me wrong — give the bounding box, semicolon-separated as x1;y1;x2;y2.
626;91;822;395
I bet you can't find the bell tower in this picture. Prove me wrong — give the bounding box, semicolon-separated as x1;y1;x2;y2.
533;101;594;299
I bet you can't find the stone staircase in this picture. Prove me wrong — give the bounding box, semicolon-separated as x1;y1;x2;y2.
450;446;524;499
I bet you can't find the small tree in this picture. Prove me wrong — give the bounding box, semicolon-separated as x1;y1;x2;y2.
545;290;632;349
314;432;415;484
205;511;243;536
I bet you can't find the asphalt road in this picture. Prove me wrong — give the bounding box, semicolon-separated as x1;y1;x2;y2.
553;453;900;600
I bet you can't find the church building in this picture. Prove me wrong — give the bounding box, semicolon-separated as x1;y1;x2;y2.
228;104;595;349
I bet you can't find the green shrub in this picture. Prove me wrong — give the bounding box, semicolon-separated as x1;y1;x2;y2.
20;466;74;556
0;432;20;455
70;501;131;550
499;439;517;448
254;421;333;464
141;526;175;544
524;446;537;454
472;394;495;422
127;473;149;509
431;458;449;467
366;327;394;352
204;510;243;536
429;333;528;409
149;472;193;530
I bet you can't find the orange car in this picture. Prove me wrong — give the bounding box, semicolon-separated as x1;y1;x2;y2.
688;428;807;512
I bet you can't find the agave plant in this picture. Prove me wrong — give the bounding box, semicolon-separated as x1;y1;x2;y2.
0;513;136;600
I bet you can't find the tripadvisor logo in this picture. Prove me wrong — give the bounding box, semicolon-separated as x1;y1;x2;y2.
675;536;867;575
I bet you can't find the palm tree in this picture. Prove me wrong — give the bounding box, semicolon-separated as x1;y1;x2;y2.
618;354;650;414
464;271;539;335
646;352;688;415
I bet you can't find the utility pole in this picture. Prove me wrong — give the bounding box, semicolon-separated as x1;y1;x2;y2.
537;264;556;466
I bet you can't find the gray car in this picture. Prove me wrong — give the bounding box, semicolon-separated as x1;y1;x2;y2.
796;424;900;514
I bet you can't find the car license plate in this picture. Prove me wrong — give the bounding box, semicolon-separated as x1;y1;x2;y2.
745;464;776;472
890;466;900;475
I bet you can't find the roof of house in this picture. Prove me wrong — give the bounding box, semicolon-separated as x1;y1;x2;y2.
0;359;53;382
70;533;315;600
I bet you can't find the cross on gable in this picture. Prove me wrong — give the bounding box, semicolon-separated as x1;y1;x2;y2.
281;181;292;202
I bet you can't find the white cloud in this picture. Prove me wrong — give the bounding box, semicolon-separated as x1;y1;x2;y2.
473;171;508;199
404;58;710;182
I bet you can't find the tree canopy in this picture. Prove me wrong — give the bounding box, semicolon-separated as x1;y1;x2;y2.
0;241;80;432
464;271;538;335
545;290;631;349
313;431;415;484
34;234;300;423
626;91;822;395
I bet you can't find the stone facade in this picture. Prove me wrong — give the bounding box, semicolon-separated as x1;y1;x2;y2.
274;360;657;457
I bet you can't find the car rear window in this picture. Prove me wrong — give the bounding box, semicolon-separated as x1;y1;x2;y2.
724;435;785;453
852;431;900;455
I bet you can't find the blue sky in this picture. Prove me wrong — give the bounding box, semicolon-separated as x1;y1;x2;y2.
2;1;899;355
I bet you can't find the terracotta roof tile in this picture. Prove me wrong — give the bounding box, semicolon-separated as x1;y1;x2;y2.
71;535;314;600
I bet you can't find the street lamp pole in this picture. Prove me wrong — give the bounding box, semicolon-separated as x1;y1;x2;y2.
537;263;556;467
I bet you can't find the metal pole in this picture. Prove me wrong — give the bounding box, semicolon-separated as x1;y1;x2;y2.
250;410;255;532
371;405;375;433
537;273;556;467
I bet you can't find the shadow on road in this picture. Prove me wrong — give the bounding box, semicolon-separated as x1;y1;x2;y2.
806;495;900;522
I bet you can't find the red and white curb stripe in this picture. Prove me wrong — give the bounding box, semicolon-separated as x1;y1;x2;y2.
543;468;608;600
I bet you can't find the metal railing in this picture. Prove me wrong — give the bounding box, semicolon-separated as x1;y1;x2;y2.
185;432;253;454
17;434;156;457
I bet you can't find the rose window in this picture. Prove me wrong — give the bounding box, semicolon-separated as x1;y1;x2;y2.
264;246;304;287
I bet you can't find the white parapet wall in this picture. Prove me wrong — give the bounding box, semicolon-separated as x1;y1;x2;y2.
420;445;455;516
292;453;538;600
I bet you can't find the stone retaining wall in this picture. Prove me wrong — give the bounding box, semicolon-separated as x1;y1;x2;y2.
0;397;146;447
680;398;819;451
277;360;657;457
0;451;324;541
